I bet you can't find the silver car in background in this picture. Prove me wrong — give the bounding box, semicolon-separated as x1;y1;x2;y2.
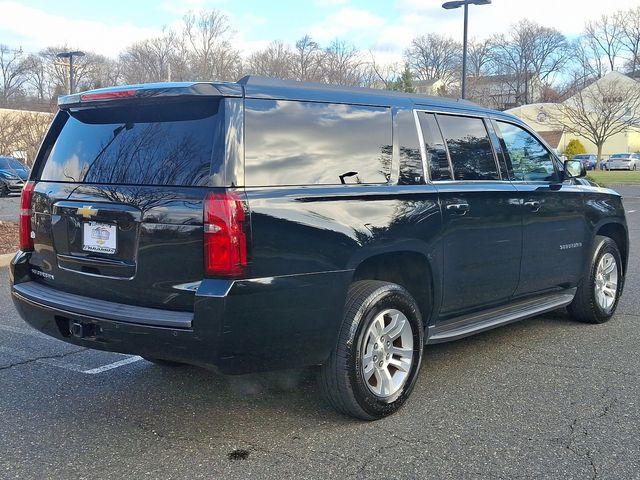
607;153;640;171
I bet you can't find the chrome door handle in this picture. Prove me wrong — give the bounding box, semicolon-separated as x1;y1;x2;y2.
446;203;470;215
524;200;541;212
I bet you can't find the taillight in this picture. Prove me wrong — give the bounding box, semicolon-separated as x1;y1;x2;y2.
204;191;248;277
19;181;35;251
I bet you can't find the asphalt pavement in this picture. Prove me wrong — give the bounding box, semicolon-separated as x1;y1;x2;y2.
0;194;19;221
0;187;639;479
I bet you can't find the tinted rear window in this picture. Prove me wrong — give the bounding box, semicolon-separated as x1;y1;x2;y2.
39;101;222;186
436;115;499;181
245;99;391;186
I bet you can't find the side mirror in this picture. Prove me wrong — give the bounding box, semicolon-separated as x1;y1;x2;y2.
564;159;586;179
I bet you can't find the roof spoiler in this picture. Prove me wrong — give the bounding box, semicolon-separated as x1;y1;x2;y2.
58;82;242;107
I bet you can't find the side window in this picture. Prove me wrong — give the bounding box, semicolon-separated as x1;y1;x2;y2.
245;99;392;186
436;114;500;181
497;121;557;183
418;112;451;181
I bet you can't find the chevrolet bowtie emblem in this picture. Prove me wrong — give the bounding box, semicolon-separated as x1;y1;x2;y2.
77;206;98;218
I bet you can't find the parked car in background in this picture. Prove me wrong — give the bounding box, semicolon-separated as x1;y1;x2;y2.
0;156;29;196
573;154;597;171
607;153;640;171
10;78;629;420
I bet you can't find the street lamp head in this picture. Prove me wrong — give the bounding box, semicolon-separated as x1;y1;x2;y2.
56;50;85;59
442;1;464;9
442;0;491;8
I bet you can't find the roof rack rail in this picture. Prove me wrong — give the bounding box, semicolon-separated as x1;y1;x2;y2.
237;75;478;106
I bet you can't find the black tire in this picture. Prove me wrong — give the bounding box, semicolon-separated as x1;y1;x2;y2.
0;182;8;197
143;357;186;367
568;236;623;324
319;280;424;420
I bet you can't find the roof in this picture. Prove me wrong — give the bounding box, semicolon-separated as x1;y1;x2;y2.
413;79;441;87
537;130;564;149
58;76;513;119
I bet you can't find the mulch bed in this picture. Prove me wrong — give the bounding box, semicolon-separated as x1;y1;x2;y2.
0;221;19;255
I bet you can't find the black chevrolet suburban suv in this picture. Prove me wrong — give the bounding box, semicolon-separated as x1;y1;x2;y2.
10;77;628;420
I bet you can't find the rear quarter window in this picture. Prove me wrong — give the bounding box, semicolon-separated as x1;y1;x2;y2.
244;99;392;186
38;100;223;186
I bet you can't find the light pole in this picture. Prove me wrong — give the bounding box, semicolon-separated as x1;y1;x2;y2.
442;0;491;99
56;51;85;94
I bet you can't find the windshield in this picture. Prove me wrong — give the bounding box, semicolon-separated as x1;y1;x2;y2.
39;100;223;186
0;157;26;170
611;154;631;159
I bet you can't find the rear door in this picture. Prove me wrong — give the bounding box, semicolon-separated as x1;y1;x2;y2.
418;112;522;316
28;98;226;311
494;120;588;296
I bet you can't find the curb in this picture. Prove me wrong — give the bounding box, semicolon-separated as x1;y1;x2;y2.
0;253;14;267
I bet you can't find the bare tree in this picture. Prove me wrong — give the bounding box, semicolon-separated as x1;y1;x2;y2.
569;38;606;86
368;53;402;90
0;45;28;105
292;35;322;81
584;14;624;72
39;46;70;93
246;41;293;79
321;40;365;86
468;38;492;77
550;76;640;163
120;31;178;83
489;20;569;105
0;110;53;165
620;6;640;74
404;34;460;86
23;53;50;100
182;9;241;81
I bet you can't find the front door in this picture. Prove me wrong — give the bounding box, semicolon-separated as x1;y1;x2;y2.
495;120;588;297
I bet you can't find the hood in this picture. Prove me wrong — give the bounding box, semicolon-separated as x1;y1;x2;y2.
0;167;28;181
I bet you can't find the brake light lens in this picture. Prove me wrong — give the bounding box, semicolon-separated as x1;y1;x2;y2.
80;90;137;101
19;181;35;251
204;192;248;277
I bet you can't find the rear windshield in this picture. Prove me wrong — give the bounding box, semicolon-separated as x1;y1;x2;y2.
38;100;222;186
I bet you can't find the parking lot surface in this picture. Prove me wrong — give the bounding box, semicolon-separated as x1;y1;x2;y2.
0;194;19;221
0;187;639;479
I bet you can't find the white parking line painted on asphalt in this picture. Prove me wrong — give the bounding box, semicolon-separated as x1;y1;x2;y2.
627;210;637;213
82;356;143;374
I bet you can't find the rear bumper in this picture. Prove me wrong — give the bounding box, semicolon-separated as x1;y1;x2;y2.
10;252;351;374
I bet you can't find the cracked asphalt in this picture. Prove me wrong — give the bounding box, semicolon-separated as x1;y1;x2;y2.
1;187;639;479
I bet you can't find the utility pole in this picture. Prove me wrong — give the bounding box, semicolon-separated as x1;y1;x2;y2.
56;51;85;94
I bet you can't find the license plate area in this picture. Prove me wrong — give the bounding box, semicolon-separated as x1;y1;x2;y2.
82;221;117;255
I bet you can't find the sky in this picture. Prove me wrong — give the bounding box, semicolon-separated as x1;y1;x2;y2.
1;0;639;64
